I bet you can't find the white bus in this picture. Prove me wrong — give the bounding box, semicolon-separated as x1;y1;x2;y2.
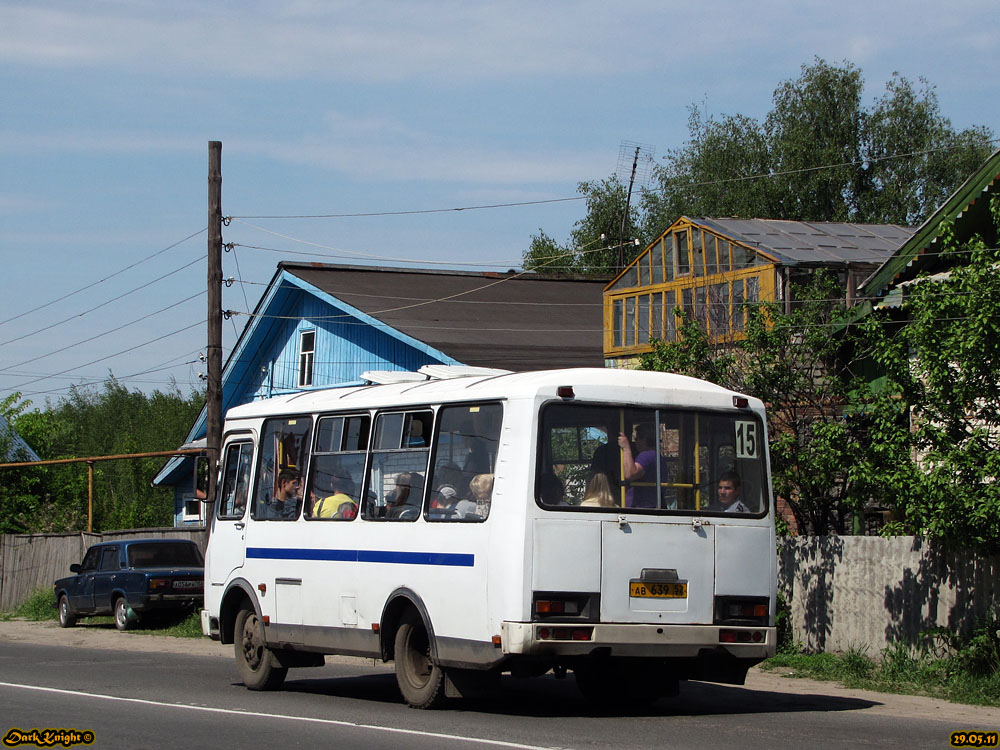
202;366;776;708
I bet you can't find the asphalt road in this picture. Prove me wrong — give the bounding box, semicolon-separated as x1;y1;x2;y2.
1;622;997;749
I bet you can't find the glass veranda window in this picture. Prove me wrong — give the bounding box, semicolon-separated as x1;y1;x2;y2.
536;403;767;515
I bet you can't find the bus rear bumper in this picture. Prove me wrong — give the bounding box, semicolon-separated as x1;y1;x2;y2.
500;621;775;660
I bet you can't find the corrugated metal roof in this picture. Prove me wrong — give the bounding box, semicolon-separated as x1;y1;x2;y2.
285;263;609;371
1;414;41;462
696;218;914;266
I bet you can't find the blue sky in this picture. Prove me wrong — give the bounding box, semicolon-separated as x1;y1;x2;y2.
2;0;998;406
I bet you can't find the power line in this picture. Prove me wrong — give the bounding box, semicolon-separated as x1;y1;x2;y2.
224;140;999;223
0;228;206;329
4;320;204;393
0;254;204;349
0;291;206;373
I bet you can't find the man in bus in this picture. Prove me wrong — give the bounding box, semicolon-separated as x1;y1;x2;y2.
710;470;750;513
617;423;666;509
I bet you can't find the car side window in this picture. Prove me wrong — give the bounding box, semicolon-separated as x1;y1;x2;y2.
99;547;120;571
80;547;100;572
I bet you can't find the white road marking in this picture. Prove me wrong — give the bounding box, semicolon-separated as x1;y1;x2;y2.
0;681;569;750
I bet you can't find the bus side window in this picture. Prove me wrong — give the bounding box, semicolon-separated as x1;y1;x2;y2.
252;417;312;521
362;411;432;522
426;403;502;522
306;414;369;521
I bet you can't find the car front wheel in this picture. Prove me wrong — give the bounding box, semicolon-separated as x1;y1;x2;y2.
57;594;76;628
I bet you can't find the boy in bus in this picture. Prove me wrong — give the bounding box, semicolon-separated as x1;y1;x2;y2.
269;469;302;520
617;423;667;508
709;470;750;513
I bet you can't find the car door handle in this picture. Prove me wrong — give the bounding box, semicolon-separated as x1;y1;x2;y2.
235;522;245;530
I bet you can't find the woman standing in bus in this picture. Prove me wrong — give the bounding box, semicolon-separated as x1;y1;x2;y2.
617;424;666;509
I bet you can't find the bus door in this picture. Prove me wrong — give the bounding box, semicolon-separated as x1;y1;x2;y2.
209;438;254;587
600;518;715;625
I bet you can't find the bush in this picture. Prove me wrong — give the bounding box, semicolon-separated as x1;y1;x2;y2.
12;587;57;621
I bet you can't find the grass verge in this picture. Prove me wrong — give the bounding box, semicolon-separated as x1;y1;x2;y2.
2;587;203;637
761;638;1000;707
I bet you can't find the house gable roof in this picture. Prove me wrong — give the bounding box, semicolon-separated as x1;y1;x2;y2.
860;148;1000;299
284;263;607;371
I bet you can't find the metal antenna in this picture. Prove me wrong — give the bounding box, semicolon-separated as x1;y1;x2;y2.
616;141;655;271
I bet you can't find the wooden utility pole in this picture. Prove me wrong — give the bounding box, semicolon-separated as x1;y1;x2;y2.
206;141;223;536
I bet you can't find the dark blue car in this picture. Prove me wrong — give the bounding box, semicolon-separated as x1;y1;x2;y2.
53;539;204;630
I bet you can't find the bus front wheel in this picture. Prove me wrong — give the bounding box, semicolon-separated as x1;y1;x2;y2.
234;604;287;691
394;611;446;708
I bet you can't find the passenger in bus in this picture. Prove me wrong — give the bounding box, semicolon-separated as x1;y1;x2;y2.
468;473;494;517
313;475;354;519
429;484;477;519
617;424;667;509
538;472;564;506
430;461;464;511
709;471;750;513
580;472;616;507
386;472;423;519
270;469;302;519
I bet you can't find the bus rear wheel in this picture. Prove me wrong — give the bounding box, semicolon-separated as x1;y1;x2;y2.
394;611;446;708
234;604;287;691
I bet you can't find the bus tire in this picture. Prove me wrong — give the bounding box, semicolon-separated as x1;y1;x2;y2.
57;594;76;628
394;610;446;708
234;605;287;691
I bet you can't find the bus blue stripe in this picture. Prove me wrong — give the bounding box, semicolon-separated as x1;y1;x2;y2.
246;547;474;567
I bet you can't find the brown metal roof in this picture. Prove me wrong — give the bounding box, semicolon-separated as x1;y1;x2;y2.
284;263;609;371
696;218;914;265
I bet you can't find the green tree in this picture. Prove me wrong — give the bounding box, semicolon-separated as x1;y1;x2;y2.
855;198;1000;548
640;59;993;238
0;375;204;533
523;176;644;275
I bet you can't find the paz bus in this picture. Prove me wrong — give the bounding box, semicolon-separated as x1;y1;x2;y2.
201;366;776;708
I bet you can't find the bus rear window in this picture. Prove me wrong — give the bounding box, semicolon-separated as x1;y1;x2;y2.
536;403;767;515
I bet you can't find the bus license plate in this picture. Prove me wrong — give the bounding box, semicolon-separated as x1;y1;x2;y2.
629;581;687;599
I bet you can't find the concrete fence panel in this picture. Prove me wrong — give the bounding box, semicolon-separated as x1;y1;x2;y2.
778;535;1000;653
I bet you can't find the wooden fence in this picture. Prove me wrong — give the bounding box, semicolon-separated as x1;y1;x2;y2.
0;528;206;611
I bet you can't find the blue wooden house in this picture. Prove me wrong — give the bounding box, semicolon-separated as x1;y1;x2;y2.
1;413;41;463
156;262;608;525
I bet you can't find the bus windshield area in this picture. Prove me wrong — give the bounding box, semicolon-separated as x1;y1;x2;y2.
537;403;767;515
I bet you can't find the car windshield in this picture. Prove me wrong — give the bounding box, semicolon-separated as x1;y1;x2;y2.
127;542;203;568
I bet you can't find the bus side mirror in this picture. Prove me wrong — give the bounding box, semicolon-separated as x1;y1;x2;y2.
196;455;210;503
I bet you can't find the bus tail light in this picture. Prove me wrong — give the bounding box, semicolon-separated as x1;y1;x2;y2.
532;593;594;621
714;596;769;626
537;626;593;641
720;629;765;644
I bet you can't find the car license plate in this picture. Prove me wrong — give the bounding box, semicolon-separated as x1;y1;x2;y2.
629;581;687;598
173;580;200;589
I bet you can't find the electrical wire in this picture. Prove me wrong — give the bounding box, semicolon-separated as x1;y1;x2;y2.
0;291;206;374
0;228;206;329
3;320;204;394
0;254;204;349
